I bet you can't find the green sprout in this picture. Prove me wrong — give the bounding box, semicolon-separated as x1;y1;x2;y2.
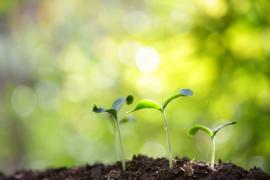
92;95;134;170
188;121;237;169
128;89;193;168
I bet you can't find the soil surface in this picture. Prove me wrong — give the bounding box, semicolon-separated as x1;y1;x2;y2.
1;155;269;180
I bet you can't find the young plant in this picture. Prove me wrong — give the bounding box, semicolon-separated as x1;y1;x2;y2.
188;121;237;169
92;95;134;170
128;89;193;168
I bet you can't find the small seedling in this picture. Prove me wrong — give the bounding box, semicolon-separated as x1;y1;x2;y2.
93;95;134;170
188;121;237;169
128;89;193;168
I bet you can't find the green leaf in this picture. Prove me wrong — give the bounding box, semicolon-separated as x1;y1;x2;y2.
127;99;161;113
112;97;125;111
179;89;193;96
92;104;106;113
188;125;213;137
105;109;118;120
92;104;117;120
162;88;193;110
126;95;134;105
112;95;134;111
120;115;135;124
213;121;237;137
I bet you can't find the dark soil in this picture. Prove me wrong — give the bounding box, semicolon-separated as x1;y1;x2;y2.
1;155;269;180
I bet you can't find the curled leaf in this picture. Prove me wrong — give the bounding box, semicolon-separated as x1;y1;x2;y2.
179;89;193;96
127;99;161;113
188;125;213;137
162;88;193;110
92;105;106;113
112;97;126;111
112;95;134;111
92;104;118;120
213;121;237;137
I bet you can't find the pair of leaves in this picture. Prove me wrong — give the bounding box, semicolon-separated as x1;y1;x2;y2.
128;89;193;113
93;95;134;120
188;121;237;139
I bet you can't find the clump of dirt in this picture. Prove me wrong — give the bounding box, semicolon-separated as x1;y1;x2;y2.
1;155;269;180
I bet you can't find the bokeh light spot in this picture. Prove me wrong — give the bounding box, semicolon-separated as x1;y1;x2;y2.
11;85;37;117
123;11;151;33
199;0;228;18
118;41;141;64
63;74;90;102
135;47;160;73
35;80;60;111
226;23;264;59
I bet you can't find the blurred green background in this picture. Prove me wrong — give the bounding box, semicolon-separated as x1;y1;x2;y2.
0;0;269;174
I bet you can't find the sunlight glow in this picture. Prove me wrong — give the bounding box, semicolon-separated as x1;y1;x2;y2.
136;75;163;96
135;47;160;73
199;0;227;18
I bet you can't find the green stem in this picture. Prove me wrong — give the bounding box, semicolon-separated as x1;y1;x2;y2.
162;110;173;168
211;136;216;169
114;119;126;170
114;128;119;161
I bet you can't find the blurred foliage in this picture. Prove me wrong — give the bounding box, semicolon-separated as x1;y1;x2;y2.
0;0;269;174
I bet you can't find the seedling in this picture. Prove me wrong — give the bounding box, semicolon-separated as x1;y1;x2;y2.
128;89;193;168
92;95;134;170
188;121;237;169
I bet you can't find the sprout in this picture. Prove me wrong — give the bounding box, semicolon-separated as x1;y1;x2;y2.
128;88;193;168
93;95;134;170
188;121;237;169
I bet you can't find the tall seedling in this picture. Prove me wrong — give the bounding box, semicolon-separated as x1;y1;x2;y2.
93;95;134;170
128;89;193;168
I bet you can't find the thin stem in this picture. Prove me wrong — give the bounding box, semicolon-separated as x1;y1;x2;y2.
211;136;216;169
114;128;119;161
162;110;173;168
114;119;126;170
